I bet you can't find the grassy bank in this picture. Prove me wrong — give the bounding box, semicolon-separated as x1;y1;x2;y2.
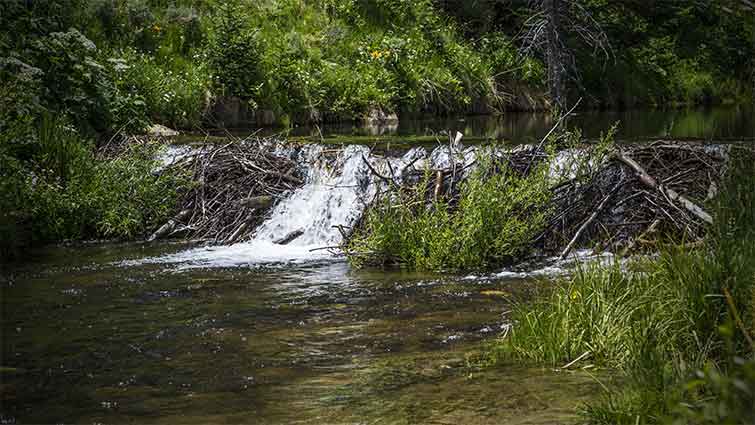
0;117;187;261
493;152;755;424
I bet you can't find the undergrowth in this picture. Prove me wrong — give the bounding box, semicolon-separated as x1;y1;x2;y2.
0;116;186;260
493;150;755;424
347;147;552;271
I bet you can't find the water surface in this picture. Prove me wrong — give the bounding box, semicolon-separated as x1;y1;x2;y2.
1;243;601;424
216;105;755;145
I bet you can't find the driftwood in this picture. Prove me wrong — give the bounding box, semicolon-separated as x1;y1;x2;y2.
152;136;303;243
614;150;713;224
240;196;274;210
148;209;191;242
274;229;304;245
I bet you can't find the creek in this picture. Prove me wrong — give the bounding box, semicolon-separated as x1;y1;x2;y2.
2;106;751;424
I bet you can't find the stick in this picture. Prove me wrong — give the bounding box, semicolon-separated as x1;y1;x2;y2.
361;155;394;185
614;150;713;224
560;185;619;259
561;351;591;369
723;287;755;351
148;209;191;242
224;222;248;245
524;97;582;175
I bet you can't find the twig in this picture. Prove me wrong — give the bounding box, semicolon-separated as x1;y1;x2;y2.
560;184;619;259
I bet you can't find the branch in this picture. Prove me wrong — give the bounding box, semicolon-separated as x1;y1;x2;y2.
614;151;713;224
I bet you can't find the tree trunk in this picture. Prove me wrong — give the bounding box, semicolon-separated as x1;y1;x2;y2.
545;0;565;112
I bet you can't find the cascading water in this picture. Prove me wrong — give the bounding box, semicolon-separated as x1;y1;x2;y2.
142;144;410;268
133;140;586;269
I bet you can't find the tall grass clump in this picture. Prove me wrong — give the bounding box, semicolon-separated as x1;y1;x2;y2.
496;148;755;424
348;148;552;271
0;116;187;260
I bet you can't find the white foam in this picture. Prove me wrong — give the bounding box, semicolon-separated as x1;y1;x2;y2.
138;144;383;268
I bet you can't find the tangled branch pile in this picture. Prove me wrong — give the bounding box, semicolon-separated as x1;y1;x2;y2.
544;141;729;257
150;138;303;243
348;135;737;270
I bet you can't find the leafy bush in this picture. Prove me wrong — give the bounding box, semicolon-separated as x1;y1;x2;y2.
0;117;185;259
28;29;115;133
110;49;210;128
348;149;552;270
0;57;44;158
673;357;755;425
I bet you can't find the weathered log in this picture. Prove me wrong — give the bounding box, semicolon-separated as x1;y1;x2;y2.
614;151;713;224
224;222;249;245
148;209;191;242
274;229;304;245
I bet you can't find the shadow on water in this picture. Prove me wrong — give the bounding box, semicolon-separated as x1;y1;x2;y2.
1;242;603;424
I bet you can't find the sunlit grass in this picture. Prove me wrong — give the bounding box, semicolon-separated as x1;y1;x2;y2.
495;151;755;424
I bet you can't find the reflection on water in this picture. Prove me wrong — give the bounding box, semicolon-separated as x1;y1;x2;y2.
271;105;754;143
1;243;602;424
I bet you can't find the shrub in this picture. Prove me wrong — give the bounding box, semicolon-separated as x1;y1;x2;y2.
348;148;552;270
0;57;45;158
110;49;210;128
28;29;114;133
0;117;186;259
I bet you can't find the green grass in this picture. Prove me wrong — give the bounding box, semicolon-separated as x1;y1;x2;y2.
347;147;552;270
1;116;187;260
493;151;755;424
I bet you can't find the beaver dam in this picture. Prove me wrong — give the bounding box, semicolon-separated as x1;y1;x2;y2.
142;131;738;269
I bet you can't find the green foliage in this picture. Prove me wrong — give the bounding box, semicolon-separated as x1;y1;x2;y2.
495;151;755;424
673;357;755;425
0;58;44;158
110;49;210;128
205;0;519;120
26;29;114;133
0;117;185;259
578;0;753;107
208;2;264;103
348;150;552;271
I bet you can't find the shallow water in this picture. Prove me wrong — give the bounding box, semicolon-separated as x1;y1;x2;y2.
1;243;602;424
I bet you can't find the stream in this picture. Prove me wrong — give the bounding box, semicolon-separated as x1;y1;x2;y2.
1;244;603;424
2;106;751;424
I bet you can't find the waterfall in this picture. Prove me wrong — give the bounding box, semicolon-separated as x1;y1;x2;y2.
142;144;410;268
132;140;569;269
